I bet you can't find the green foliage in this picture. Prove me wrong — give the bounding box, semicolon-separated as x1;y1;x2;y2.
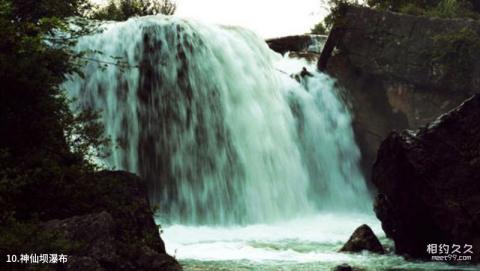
0;0;110;257
91;0;176;21
10;0;93;21
0;0;104;166
0;0;169;265
312;0;359;33
368;0;480;19
0;217;84;262
64;107;110;164
310;21;328;35
324;0;359;29
424;0;479;18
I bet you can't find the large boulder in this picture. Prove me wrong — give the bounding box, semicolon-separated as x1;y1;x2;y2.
372;94;480;262
66;256;104;271
320;6;480;180
43;171;181;271
340;224;384;254
43;212;117;265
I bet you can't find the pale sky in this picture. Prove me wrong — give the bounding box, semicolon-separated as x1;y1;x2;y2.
93;0;330;38
175;0;329;38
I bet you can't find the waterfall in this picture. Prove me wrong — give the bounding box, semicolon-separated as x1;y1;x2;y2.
64;15;370;225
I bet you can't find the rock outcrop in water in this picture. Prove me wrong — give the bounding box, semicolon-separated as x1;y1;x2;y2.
320;6;480;180
340;224;384;254
267;35;312;54
373;94;480;263
266;35;326;55
43;171;181;271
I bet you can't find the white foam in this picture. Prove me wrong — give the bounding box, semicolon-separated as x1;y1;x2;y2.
162;212;382;262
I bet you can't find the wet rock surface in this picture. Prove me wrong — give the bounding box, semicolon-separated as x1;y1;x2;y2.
340;224;384;254
372;95;480;263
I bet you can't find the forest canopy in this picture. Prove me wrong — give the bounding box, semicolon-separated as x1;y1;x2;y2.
90;0;176;21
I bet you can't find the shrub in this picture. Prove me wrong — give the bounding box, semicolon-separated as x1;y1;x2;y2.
91;0;176;21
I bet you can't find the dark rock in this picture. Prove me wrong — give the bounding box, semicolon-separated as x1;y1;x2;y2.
324;6;480;93
318;27;344;72
266;35;326;54
77;170;167;254
332;263;352;271
372;94;480;263
137;246;182;271
43;211;117;263
42;171;182;270
340;224;384;254
66;256;105;271
267;35;309;54
320;6;479;181
287;51;320;63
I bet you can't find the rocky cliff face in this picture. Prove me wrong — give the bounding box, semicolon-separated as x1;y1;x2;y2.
326;7;480;92
372;94;480;263
321;6;480;178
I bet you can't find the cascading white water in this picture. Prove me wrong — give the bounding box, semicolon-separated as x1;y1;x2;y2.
61;16;480;270
64;15;371;226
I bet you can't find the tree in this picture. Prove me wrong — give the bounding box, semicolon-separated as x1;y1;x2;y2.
311;21;328;35
0;0;104;165
91;0;176;21
0;0;108;222
310;0;357;35
0;0;111;258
